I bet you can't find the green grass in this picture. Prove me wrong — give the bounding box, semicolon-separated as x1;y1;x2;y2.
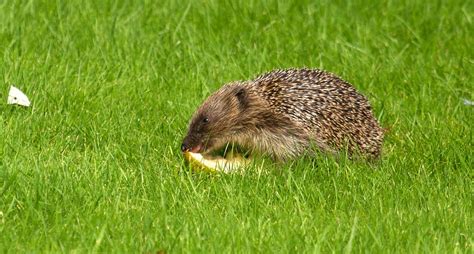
0;0;472;252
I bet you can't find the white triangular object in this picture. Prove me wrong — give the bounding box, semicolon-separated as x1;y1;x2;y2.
7;86;31;107
463;98;474;106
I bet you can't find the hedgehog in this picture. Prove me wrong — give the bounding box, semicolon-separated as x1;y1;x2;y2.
181;68;384;161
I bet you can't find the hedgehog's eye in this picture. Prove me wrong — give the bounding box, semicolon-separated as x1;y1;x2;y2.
202;118;209;123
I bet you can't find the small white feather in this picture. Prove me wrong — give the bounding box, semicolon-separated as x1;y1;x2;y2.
7;86;31;107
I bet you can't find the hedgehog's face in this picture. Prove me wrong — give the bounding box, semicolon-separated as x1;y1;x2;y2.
181;84;249;154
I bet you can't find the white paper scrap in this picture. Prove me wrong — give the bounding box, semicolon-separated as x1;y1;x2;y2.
463;98;474;106
7;86;31;107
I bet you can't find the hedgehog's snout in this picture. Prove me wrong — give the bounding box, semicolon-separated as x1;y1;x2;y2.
181;135;204;153
181;142;202;153
181;143;189;152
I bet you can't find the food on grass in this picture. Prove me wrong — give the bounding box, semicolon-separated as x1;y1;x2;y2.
183;151;248;173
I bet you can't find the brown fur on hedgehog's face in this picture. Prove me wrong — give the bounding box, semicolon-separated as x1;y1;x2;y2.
181;83;252;154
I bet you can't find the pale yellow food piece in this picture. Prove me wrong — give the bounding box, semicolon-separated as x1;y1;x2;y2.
183;152;248;173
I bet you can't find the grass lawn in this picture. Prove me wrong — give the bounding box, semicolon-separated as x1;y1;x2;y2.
0;0;472;252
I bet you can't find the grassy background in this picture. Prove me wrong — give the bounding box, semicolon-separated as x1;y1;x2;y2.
0;0;472;252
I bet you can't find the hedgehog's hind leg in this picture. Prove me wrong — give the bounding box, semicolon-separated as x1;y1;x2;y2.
303;134;341;159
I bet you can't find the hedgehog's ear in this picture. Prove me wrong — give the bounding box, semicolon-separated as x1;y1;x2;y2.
235;87;248;110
